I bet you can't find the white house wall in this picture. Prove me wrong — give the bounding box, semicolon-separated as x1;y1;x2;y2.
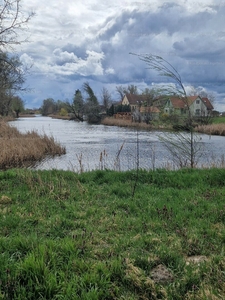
121;96;129;105
190;97;208;116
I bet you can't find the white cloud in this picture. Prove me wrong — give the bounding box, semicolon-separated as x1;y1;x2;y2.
105;68;115;75
33;49;105;77
20;53;34;66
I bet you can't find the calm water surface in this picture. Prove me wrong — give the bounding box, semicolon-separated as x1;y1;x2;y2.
9;115;225;171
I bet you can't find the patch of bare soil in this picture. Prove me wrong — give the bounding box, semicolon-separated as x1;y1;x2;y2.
150;264;174;284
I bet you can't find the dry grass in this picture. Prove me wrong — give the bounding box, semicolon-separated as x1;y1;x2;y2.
195;124;225;136
101;116;168;130
0;121;66;170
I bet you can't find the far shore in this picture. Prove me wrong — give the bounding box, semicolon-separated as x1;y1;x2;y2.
16;114;225;136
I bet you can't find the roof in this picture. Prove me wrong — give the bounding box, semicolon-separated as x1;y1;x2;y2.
201;97;214;110
169;97;188;109
169;96;204;109
123;94;148;105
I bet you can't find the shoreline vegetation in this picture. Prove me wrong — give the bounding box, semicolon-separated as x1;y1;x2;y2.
1;168;225;298
102;116;225;136
0;120;66;170
49;114;225;136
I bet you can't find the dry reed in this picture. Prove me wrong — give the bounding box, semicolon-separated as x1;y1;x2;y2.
0;121;66;170
102;117;157;130
195;124;225;136
101;117;172;130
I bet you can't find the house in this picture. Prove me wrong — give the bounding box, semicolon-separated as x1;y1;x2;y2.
152;95;170;109
121;93;160;120
121;94;148;111
164;96;214;117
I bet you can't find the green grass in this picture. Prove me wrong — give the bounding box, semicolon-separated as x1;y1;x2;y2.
1;168;225;299
212;116;225;124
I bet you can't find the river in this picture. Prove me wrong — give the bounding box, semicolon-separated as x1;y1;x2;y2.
9;115;225;172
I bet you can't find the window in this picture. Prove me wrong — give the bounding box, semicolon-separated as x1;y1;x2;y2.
195;109;200;116
196;100;200;104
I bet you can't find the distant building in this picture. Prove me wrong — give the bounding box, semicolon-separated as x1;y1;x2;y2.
121;94;160;121
164;96;214;116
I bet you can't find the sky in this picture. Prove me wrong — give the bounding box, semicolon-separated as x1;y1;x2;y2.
16;0;225;111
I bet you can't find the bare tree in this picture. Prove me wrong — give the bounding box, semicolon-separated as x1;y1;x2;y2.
0;1;34;116
116;84;138;101
0;0;35;49
130;53;202;168
188;86;215;105
101;87;111;110
0;52;26;115
116;85;126;101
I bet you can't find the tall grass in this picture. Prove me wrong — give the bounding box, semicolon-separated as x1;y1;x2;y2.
0;121;66;170
101;116;167;130
196;123;225;136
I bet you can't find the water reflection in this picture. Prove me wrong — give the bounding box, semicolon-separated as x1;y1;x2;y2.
9;115;225;171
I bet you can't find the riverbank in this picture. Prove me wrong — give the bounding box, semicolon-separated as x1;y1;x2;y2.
103;116;225;136
36;114;225;136
0;120;66;170
1;167;225;299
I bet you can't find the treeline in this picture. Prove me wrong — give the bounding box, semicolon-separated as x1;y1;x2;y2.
40;82;104;124
40;83;157;123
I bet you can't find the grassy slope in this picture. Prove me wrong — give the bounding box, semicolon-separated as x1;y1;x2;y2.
0;168;225;299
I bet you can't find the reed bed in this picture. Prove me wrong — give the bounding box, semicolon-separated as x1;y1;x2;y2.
0;121;66;170
195;123;225;136
101;116;168;130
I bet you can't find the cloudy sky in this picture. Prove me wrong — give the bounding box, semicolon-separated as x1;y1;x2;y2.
17;0;225;111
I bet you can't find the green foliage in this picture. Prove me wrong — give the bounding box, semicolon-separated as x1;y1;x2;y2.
107;104;115;116
115;104;131;113
11;96;25;117
212;116;225;124
1;168;225;298
40;98;57;116
83;82;99;106
59;107;67;116
82;82;101;124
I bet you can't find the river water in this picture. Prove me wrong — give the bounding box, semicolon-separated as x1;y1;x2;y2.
9;115;225;172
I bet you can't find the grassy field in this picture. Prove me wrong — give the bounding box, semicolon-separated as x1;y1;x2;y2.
1;168;225;299
212;116;225;124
